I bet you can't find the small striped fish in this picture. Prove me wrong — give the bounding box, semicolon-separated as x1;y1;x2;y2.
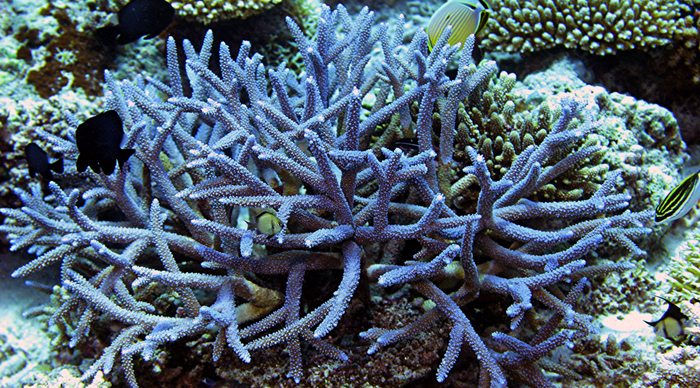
656;170;700;223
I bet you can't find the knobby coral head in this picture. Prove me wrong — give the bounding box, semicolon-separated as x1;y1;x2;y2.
0;3;653;387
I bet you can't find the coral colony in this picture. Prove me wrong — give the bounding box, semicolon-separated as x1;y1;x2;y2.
1;4;654;387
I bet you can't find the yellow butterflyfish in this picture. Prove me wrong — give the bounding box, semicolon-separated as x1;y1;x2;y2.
427;0;492;50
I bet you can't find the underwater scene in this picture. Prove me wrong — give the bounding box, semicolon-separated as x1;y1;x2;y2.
1;0;700;386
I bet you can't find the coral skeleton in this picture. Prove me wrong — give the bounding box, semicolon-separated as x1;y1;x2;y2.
1;4;654;387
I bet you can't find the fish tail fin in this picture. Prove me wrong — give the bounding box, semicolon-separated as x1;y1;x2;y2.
117;149;135;170
90;161;102;174
50;159;64;174
96;25;119;45
76;155;88;173
102;159;116;175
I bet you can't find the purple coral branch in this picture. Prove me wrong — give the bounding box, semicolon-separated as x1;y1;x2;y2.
0;3;658;388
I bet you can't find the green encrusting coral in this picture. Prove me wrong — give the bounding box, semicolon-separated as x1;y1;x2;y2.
480;0;698;55
667;229;700;301
166;0;321;25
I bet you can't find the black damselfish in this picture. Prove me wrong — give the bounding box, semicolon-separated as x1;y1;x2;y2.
96;0;174;45
76;110;135;174
25;143;63;180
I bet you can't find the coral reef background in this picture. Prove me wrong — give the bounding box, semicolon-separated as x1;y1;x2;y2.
0;0;699;387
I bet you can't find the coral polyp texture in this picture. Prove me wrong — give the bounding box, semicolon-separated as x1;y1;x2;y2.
666;229;700;300
171;0;280;23
169;0;321;23
1;4;655;388
480;0;697;55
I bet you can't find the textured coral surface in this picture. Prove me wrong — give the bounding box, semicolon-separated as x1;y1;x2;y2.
481;0;696;55
170;0;282;23
3;1;700;388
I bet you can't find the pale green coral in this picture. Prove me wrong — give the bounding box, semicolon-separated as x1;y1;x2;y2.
22;367;111;388
257;0;323;74
593;90;688;214
444;57;687;261
450;66;607;208
0;36;25;88
666;229;700;301
283;0;322;35
170;0;282;23
166;0;322;27
481;0;698;55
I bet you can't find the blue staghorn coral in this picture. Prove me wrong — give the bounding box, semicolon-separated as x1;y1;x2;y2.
0;4;654;387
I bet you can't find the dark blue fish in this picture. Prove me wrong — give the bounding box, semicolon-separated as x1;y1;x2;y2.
96;0;174;45
76;110;135;175
24;143;63;180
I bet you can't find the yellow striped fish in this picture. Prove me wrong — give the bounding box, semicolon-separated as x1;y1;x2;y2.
656;170;700;223
427;0;492;50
